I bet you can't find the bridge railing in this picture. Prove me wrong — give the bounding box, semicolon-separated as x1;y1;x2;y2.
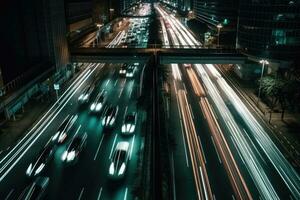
71;44;240;55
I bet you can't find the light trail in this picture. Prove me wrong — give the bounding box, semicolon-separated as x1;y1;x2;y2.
158;4;299;198
156;5;213;198
184;66;252;199
195;63;279;199
205;64;300;199
0;64;101;181
177;90;213;200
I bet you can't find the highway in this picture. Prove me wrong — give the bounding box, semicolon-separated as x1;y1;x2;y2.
156;3;300;200
0;61;148;199
0;3;299;200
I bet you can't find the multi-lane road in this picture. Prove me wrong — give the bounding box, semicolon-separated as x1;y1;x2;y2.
156;3;300;200
0;3;299;200
0;62;148;199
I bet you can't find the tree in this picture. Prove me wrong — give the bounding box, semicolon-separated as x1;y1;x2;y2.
259;76;286;121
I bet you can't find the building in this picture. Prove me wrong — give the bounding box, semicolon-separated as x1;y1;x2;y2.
237;0;300;66
193;0;238;46
65;0;94;32
0;0;69;86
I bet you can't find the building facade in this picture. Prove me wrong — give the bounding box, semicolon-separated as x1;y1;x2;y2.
237;1;300;62
193;0;238;46
0;0;69;86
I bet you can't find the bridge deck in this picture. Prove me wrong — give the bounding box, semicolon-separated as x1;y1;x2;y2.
70;47;248;64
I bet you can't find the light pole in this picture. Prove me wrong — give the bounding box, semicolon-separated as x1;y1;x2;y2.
217;24;223;48
257;59;269;105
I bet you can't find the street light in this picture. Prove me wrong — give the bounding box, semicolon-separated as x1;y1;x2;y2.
257;59;269;105
217;24;223;47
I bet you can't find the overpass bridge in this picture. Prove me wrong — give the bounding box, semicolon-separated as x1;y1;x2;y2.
70;47;248;64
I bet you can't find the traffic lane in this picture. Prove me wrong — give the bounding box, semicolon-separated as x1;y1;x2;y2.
168;76;198;200
74;65;145;200
1;63;144;198
203;64;292;198
179;64;236;198
0;63;105;198
51;61;145;197
194;64;276;198
46;63;128;198
0;63;95;168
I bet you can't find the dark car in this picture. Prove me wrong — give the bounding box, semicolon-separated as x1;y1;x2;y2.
102;105;119;127
126;64;136;78
119;63;128;76
121;112;137;135
90;90;107;113
52;114;78;144
61;132;87;163
18;177;49;200
26;145;54;177
78;84;95;104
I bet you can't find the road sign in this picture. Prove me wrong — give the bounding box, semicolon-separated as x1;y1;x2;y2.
54;84;60;90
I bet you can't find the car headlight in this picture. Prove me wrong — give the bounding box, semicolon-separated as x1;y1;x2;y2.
52;132;59;141
109;163;115;175
118;163;126;175
67;151;75;162
61;151;67;161
109;117;115;125
35;163;45;175
90;103;96;111
83;94;89;100
96;103;102;111
26;164;32;175
102;118;106;126
130;125;135;133
126;73;133;77
58;133;66;143
78;94;83;100
121;125;125;133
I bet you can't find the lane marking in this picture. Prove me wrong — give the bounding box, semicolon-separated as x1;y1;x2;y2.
123;187;128;200
198;136;207;164
78;187;84;200
0;64;95;165
179;119;189;167
211;136;222;164
129;135;136;160
114;79;118;86
94;134;105;160
105;79;110;87
0;69;92;174
4;189;14;200
97;187;103;200
0;66;98;181
109;134;118;159
123;106;128;120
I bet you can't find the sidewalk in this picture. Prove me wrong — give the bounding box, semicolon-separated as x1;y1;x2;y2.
0;65;85;153
0;96;53;151
217;64;300;168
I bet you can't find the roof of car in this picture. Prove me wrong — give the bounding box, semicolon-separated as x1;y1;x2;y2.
116;142;129;151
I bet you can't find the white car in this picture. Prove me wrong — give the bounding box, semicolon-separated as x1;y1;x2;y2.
109;142;129;178
121;112;137;135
